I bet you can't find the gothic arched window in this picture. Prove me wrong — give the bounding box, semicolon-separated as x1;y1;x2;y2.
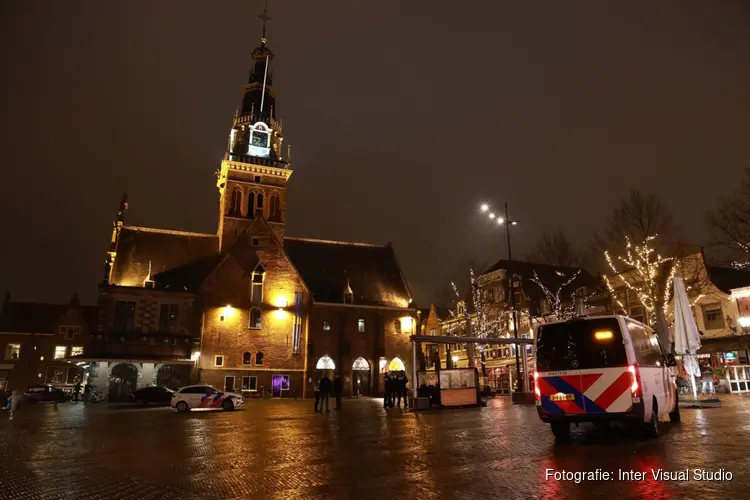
255;352;264;366
256;193;264;217
246;192;255;219
242;351;251;365
251;263;265;304
269;194;281;222
230;189;242;216
249;308;262;329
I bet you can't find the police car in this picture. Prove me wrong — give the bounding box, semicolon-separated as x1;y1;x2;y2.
171;385;244;412
535;315;679;440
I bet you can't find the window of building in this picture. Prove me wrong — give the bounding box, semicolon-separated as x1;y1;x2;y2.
613;288;626;305
256;192;264;216
269;194;281;221
114;301;136;331
214;355;224;367
323;319;331;331
230;188;242;215
255;352;264;366
224;376;235;392
242;375;258;391
456;302;464;316
630;306;645;324
702;304;725;330
242;351;252;365
54;346;67;360
429;328;436;336
70;346;83;357
249;308;262;329
358;319;366;333
251;237;259;247
159;304;179;332
247;192;255;218
5;343;20;360
251;264;265;303
394;319;401;334
68;310;78;319
60;325;81;340
254;175;262;183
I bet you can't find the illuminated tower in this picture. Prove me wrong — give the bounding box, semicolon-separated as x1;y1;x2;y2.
216;2;291;250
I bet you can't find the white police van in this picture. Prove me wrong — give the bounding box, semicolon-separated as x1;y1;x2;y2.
534;315;679;440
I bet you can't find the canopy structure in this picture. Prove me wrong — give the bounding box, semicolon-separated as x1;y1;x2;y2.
673;277;702;399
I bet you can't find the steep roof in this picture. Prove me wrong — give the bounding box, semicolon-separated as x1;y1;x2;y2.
110;226;219;291
707;266;750;294
283;238;412;308
0;301;96;334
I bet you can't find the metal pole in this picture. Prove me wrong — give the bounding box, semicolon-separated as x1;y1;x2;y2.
412;337;418;401
506;202;522;392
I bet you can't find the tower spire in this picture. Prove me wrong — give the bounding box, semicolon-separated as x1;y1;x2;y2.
258;0;271;44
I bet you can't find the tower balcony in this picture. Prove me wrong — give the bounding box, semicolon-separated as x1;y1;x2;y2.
223;157;293;180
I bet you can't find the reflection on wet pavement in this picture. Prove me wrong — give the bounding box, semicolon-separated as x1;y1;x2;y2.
1;396;747;499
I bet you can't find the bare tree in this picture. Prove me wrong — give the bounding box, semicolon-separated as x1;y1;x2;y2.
527;230;580;267
708;169;750;269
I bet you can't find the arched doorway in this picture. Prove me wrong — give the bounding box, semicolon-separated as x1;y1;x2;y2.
388;357;406;372
156;364;190;390
316;355;335;380
352;357;370;397
109;363;138;401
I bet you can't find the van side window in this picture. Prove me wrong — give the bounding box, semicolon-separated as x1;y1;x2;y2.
626;321;663;366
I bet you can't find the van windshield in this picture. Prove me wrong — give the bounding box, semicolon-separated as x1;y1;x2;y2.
536;318;628;372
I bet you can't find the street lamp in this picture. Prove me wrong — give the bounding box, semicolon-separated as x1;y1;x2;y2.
480;202;524;393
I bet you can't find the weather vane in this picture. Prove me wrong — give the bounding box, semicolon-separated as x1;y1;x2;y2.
258;0;272;43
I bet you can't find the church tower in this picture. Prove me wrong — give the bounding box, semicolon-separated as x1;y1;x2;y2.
216;3;291;251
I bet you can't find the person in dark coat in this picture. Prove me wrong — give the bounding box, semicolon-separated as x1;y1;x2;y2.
383;373;392;408
73;381;82;403
400;372;409;409
313;378;321;412
333;373;343;410
318;374;332;412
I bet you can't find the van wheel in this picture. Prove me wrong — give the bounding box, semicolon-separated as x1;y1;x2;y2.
550;422;570;441
645;400;659;438
669;389;681;423
175;401;189;412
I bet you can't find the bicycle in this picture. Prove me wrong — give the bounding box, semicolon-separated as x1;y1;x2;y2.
88;391;109;403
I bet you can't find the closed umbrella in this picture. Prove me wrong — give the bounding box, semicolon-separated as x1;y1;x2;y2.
673;277;701;399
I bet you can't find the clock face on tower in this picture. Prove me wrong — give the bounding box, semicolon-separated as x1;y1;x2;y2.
248;122;272;158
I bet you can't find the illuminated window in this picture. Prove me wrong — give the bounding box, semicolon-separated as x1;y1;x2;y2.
394;319;401;334
214;355;224;367
358;319;366;333
70;346;83;357
251;263;265;303
54;346;67;360
429;328;436;336
5;343;20;360
60;325;81;340
323;319;331;331
255;352;264;366
249;308;262;329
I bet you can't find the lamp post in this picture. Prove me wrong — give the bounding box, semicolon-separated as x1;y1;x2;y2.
480;202;523;392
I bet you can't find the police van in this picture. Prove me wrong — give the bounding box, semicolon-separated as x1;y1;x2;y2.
534;315;679;440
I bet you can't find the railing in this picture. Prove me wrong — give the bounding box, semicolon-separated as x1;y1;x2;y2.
226;155;290;170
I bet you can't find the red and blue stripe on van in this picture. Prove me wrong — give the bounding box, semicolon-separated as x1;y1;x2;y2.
536;367;635;415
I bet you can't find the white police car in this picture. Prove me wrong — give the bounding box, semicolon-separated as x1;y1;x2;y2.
171;385;244;412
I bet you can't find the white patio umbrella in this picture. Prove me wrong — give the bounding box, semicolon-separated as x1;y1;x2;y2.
673;277;702;399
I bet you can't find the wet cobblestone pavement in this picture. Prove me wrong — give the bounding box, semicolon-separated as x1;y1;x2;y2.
1;396;748;499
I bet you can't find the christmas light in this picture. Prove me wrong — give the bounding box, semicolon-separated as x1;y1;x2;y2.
530;270;595;321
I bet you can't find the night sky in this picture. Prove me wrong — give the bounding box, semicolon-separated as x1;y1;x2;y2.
1;1;749;307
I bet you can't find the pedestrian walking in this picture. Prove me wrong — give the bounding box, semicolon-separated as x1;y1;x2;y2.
383;373;392;408
9;390;21;420
701;364;715;395
318;374;332;412
313;378;321;412
73;381;82;403
400;372;409;409
333;373;343;410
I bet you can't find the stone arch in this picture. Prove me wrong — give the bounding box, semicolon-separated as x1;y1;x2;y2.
387;357;405;372
316;355;336;370
155;364;190;390
108;363;139;401
352;357;369;371
229;187;243;216
352;357;371;397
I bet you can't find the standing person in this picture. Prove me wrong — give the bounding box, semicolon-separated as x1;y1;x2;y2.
701;364;715;395
383;373;392;408
83;383;92;404
313;378;321;412
9;390;21;420
318;374;332;412
73;381;82;403
333;373;343;410
400;372;409;409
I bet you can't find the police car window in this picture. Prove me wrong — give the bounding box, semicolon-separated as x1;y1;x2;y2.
627;321;663;366
537;318;628;371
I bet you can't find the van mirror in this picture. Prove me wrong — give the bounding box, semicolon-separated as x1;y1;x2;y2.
665;353;677;367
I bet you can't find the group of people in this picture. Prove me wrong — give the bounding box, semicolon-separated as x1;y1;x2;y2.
384;371;409;409
313;373;343;412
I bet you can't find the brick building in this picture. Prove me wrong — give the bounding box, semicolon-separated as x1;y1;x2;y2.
0;293;95;392
76;19;416;399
